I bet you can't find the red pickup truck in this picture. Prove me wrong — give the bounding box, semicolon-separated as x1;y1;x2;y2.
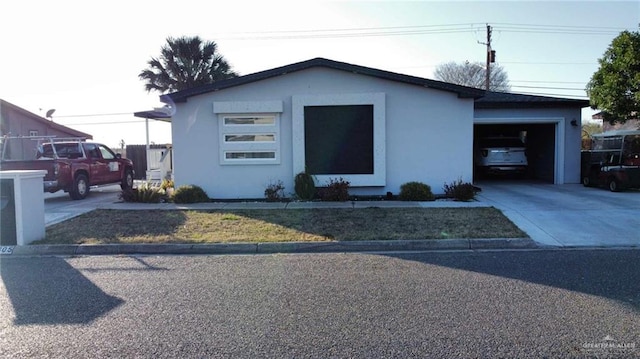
1;138;134;200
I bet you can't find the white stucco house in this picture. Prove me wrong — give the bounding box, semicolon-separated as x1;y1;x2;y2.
149;58;588;199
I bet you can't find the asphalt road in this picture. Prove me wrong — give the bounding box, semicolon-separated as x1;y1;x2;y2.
1;250;639;358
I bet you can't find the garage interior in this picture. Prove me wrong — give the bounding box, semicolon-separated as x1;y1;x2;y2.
474;123;556;183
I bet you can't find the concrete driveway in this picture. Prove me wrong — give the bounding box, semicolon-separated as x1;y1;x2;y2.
44;184;122;226
477;181;640;247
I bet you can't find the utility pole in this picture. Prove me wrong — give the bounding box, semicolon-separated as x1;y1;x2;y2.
477;24;494;91
484;24;492;91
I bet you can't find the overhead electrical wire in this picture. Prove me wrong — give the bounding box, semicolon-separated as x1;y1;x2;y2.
55;22;611;119
214;22;629;40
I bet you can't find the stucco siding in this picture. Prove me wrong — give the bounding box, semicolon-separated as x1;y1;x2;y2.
171;67;474;199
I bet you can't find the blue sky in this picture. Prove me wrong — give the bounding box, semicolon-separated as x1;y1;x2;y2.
1;0;638;147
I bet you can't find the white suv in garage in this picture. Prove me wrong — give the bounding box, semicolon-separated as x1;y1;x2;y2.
475;137;528;175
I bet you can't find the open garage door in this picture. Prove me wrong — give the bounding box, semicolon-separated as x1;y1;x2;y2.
474;123;556;183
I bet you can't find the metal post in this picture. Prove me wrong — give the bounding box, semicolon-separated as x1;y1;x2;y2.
145;117;150;176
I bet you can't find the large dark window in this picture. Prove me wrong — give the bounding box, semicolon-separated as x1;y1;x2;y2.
304;105;374;175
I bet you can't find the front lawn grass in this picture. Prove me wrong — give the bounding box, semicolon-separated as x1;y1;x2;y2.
39;207;527;245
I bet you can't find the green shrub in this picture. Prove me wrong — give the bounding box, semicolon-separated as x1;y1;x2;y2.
173;185;210;204
443;179;478;201
120;182;163;203
294;172;316;200
319;177;350;202
264;180;285;202
399;181;435;201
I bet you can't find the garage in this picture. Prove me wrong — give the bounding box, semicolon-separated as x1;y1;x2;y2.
474;123;556;182
473;92;589;185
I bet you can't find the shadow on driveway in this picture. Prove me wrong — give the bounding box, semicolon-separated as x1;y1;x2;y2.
1;257;124;325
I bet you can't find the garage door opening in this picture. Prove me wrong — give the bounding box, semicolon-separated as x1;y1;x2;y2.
474;123;556;183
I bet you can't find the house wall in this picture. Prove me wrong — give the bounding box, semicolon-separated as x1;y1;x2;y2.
171;67;474;199
1;103;89;160
474;107;583;184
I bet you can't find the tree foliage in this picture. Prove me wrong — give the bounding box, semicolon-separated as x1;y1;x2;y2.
139;36;238;93
586;30;640;124
434;61;511;92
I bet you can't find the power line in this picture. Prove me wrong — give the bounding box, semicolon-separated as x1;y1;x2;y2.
511;80;586;84
58;120;148;126
54;112;134;118
213;22;630;41
512;90;589;99
501;61;595;65
511;85;586;91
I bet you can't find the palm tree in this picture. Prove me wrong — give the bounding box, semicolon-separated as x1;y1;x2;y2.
139;36;238;93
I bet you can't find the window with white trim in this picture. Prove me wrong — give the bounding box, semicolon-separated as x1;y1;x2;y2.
292;93;386;187
219;114;280;165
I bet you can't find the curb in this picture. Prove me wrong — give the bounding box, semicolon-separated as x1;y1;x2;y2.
7;238;537;256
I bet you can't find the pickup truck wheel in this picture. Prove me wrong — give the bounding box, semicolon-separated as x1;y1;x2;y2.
70;174;89;200
582;176;592;187
608;177;621;192
121;169;134;190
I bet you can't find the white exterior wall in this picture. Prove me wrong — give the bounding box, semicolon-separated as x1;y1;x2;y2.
474;107;584;184
171;67;474;199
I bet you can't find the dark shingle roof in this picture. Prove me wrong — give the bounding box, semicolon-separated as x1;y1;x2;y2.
159;57;589;110
161;57;486;103
475;91;590;109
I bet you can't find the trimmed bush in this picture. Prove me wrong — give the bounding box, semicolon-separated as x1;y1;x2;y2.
319;177;350;202
399;181;435;201
264;180;285;202
120;182;163;203
294;172;316;200
172;185;210;204
443;179;478;201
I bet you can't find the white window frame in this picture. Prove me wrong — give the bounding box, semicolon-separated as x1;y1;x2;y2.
218;114;281;165
213;101;283;166
292;93;386;186
29;130;38;137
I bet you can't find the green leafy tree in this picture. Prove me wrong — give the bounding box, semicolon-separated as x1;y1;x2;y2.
586;30;640;124
434;61;511;92
139;36;238;93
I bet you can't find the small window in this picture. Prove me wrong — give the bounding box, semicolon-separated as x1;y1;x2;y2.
224;134;276;143
225;151;276;160
219;114;280;165
224;116;275;125
29;130;38;137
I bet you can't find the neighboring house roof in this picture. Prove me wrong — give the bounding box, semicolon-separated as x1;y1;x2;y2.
474;91;590;109
0;99;93;139
161;57;486;103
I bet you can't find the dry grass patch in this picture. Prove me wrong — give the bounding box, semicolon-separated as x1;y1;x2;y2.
40;207;526;245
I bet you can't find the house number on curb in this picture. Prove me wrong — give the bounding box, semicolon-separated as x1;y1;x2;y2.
0;246;14;255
